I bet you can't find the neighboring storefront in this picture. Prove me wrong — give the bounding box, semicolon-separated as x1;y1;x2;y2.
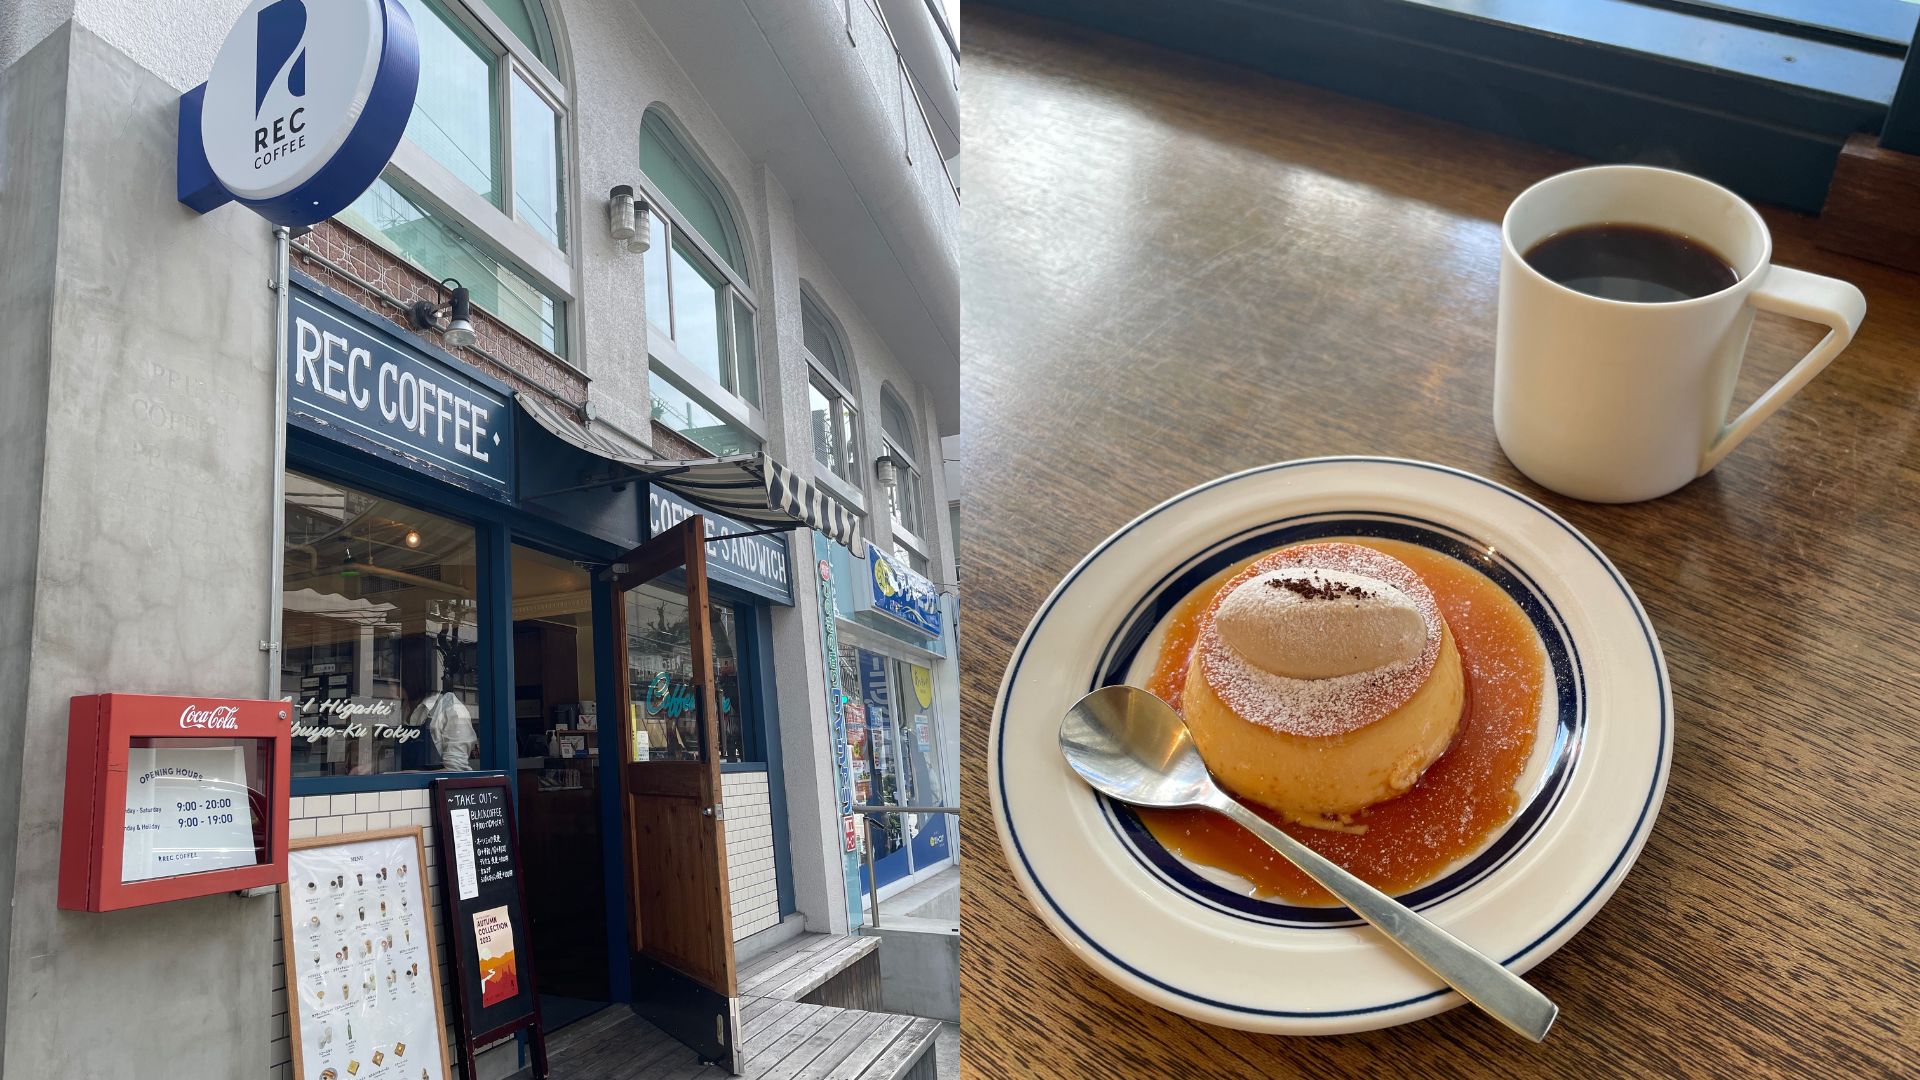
822;540;959;901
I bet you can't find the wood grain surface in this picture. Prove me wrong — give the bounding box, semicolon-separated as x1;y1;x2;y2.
957;9;1920;1077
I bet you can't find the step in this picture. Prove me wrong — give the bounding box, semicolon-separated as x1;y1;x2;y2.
738;932;880;1003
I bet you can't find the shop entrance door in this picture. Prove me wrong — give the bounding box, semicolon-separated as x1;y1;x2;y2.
608;516;740;1072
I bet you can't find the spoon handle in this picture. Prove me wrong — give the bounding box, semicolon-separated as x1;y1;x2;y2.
1209;794;1559;1042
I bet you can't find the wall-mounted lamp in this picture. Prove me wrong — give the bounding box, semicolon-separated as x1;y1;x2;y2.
873;453;900;493
609;185;652;253
409;278;477;348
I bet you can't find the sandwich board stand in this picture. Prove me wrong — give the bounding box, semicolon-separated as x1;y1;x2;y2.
431;774;548;1080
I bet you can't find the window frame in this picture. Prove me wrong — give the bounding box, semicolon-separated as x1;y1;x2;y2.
636;145;767;453
371;0;578;360
993;0;1905;214
880;387;929;555
281;461;503;797
801;290;868;511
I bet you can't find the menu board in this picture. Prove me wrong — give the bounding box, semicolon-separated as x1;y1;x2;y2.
122;744;260;883
282;829;450;1080
431;776;545;1080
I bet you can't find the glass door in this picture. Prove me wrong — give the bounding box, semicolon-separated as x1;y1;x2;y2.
848;648;913;892
848;648;953;894
894;659;953;875
608;516;741;1073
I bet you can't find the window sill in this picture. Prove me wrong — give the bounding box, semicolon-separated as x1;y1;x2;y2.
648;330;768;437
388;138;575;298
723;761;770;774
989;0;1902;212
316;218;588;384
816;468;868;515
891;522;930;559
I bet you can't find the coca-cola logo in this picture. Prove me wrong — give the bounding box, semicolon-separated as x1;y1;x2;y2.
179;704;241;730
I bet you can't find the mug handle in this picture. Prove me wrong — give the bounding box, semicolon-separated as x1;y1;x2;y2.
1698;265;1867;475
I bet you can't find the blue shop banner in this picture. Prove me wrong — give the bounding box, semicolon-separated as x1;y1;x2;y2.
286;275;514;499
648;488;794;605
863;543;942;639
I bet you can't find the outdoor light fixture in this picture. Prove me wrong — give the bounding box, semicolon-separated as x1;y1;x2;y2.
609;184;652;253
874;453;900;492
409;278;477;348
404;530;421;549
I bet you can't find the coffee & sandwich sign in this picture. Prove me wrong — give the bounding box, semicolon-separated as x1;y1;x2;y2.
179;0;420;226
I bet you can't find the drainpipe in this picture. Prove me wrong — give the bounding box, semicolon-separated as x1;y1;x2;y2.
265;226;291;699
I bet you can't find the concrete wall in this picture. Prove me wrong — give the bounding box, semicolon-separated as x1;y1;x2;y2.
0;24;280;1078
0;25;70;1072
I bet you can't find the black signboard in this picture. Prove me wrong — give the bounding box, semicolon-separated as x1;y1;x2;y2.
431;774;548;1080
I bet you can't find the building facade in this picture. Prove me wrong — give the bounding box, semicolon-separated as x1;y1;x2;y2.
0;0;959;1076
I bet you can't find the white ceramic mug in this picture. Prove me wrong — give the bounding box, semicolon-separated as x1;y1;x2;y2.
1494;165;1866;503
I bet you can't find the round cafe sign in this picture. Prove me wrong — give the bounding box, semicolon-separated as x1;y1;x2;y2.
195;0;419;225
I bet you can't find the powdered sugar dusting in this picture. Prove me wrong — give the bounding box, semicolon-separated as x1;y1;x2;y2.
1196;542;1444;737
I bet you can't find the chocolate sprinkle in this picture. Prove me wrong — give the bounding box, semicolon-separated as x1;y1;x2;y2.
1267;575;1374;602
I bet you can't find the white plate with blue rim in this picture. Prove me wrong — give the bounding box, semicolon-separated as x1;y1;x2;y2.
989;457;1670;1034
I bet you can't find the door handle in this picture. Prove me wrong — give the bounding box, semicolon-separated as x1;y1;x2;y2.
702;805;726;820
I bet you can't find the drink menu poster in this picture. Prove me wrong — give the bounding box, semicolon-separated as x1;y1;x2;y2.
282;828;451;1080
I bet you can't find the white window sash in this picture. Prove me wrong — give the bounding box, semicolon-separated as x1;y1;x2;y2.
891;521;928;560
633;173;755;301
816;468;867;515
648;328;767;437
804;348;858;404
439;0;568;105
882;433;921;477
385;143;575;299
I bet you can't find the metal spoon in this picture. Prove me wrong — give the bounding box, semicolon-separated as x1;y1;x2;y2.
1060;684;1559;1042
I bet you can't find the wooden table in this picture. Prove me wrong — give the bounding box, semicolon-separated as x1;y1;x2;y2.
958;9;1920;1077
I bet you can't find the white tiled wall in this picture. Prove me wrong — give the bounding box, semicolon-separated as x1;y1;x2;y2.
270;790;457;1080
724;771;780;940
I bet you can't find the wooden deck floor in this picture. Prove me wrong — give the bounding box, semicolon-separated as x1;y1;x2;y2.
545;934;935;1079
546;998;938;1080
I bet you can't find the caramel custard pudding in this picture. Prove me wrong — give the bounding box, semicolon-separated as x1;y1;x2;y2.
1141;538;1545;905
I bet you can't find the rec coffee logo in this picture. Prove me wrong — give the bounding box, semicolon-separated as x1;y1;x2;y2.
179;705;242;731
252;0;309;157
178;0;420;227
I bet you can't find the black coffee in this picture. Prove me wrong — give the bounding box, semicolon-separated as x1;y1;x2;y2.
1522;224;1736;303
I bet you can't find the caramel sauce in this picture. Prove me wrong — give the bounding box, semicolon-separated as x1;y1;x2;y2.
1139;539;1544;905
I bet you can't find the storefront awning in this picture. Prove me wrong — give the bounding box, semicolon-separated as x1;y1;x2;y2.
517;393;865;552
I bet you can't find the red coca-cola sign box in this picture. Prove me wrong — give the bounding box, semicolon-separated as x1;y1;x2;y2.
59;693;291;912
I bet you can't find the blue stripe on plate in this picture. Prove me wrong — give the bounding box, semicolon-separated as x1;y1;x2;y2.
1089;512;1582;928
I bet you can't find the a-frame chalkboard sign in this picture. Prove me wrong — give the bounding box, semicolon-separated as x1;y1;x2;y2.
431;774;549;1080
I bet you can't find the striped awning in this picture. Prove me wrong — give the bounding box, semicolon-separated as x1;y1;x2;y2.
517;393;864;552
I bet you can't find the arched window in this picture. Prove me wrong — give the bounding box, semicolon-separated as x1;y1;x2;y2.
640;107;762;455
641;111;749;279
880;385;928;560
338;0;571;354
803;291;861;488
476;0;558;70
